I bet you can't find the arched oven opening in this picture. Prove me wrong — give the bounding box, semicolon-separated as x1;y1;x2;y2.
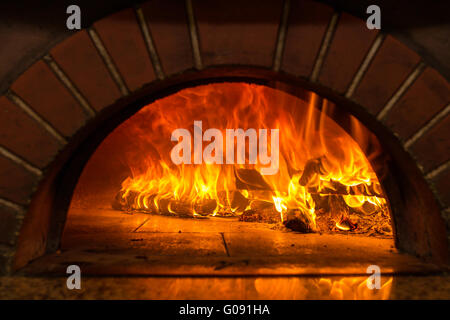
15;73;445;300
65;81;394;271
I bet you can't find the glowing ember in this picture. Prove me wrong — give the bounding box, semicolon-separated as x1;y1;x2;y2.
113;83;391;236
336;216;358;231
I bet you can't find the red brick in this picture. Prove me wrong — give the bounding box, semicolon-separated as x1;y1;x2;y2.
353;36;420;115
282;0;333;78
0;96;61;168
51;30;122;112
385;68;450;140
0;156;39;205
410;114;450;173
0;204;21;246
11;61;87;137
142;0;193;75
319;13;378;93
432;167;450;208
94;8;155;92
194;0;283;67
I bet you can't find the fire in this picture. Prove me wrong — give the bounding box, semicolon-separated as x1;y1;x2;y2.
254;276;393;299
114;83;390;234
318;276;393;300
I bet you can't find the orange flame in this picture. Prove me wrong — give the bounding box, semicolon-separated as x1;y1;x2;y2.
117;83;387;231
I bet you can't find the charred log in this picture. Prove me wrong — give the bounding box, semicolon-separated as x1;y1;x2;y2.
298;158;384;198
283;209;316;233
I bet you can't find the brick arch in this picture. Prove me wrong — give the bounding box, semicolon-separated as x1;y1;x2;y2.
0;0;449;274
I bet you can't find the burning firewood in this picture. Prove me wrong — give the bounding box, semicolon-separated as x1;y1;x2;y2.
235;168;272;190
298;158;326;186
306;182;384;198
335;215;358;231
112;190;142;211
283;209;316;233
157;198;192;216
154;198;219;217
112;190;219;217
194;199;218;216
298;158;384;198
217;190;249;213
112;154;390;237
248;199;275;211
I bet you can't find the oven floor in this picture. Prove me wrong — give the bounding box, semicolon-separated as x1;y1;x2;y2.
11;208;449;299
21;208;442;277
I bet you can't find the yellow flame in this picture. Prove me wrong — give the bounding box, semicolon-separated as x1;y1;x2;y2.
118;83;387;230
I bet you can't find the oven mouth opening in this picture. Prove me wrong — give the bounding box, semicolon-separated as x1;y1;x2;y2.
21;80;441;294
69;82;393;235
16;78;444;302
43;82;401;273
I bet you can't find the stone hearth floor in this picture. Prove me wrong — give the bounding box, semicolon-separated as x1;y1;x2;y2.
0;275;449;299
2;208;448;299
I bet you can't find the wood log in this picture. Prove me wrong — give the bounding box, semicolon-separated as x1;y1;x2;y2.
112;190;143;211
193;199;218;216
216;190;249;212
158;198;218;217
283;209;316;233
307;181;384;198
298;157;384;198
235;168;272;190
249;199;274;211
298;158;325;186
113;190;219;217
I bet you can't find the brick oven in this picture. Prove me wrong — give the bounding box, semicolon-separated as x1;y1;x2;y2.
0;0;449;299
